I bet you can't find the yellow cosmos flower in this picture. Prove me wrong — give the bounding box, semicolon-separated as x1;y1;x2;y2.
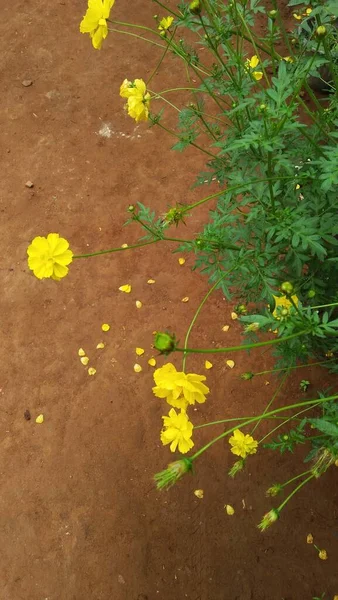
158;16;174;33
27;233;73;281
247;55;259;69
229;429;258;458
120;78;150;122
161;408;194;454
80;0;115;50
252;71;263;81
272;294;299;318
152;363;209;408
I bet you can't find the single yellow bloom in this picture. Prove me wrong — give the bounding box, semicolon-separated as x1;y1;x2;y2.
222;325;230;332
153;362;210;408
88;367;96;375
147;279;156;284
252;71;263;81
161;408;194;454
225;504;235;515
158;16;174;32
272;294;299;318
194;489;204;499
305;7;312;15
306;533;314;544
119;284;131;293
78;348;86;357
35;414;44;424
205;360;213;370
178;257;186;265
319;549;328;560
80;0;115;50
148;357;157;367
101;323;110;331
96;342;105;349
136;347;145;356
182;296;189;303
229;429;258;459
80;356;89;366
226;360;235;369
247;55;259;69
135;300;143;308
283;56;294;63
134;363;142;373
27;233;73;281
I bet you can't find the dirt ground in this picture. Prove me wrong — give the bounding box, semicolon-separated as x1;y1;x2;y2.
1;1;338;599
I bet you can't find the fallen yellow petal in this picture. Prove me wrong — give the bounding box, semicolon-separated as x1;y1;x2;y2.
78;348;86;357
265;380;270;386
135;300;143;308
147;279;155;284
319;549;328;560
35;414;44;424
121;243;128;248
194;489;204;499
88;367;96;376
226;360;235;369
148;357;156;367
182;296;189;303
222;325;230;332
96;342;105;349
101;323;110;332
205;360;213;370
136;347;145;356
134;363;143;373
231;312;238;320
119;284;132;293
178;257;185;265
306;533;314;544
80;356;89;366
225;504;235;515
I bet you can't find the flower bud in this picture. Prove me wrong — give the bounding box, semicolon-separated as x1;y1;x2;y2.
307;289;316;298
257;509;279;531
189;0;201;15
280;281;294;295
154;331;177;355
241;371;254;380
266;484;282;497
316;25;326;38
128;204;135;212
268;9;277;19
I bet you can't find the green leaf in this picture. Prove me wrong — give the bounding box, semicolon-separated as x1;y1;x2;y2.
309;419;338;437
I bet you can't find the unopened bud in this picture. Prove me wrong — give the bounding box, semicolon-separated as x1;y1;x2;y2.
154;331;177;355
241;371;254;380
189;0;201;15
280;281;294;295
268;9;277;19
316;25;326;38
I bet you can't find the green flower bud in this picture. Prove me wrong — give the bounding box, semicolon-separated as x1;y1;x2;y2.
236;303;247;315
257;508;279;531
189;0;201;15
307;289;316;299
281;308;289;317
268;9;277;19
154;331;177;355
316;25;326;38
280;281;294;295
266;484;282;497
241;371;254;380
128;204;135;212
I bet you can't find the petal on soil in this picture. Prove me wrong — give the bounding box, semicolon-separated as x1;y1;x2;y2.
88;367;97;376
136;300;143;308
101;323;110;332
194;489;204;499
231;312;238;320
78;347;86;356
147;279;155;284
225;504;235;515
182;296;189;303
121;243;128;248
205;360;213;369
80;356;89;366
148;358;156;367
178;257;185;265
134;363;143;373
222;325;230;332
96;342;105;349
35;414;44;424
226;360;235;369
136;347;145;356
119;284;132;293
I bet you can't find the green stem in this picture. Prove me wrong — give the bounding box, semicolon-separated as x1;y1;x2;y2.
277;474;314;512
254;358;335;377
154;120;216;158
182;272;229;371
152;0;181;18
108;27;165;49
73;239;159;259
147;28;176;86
251;370;289;435
310;302;338;310
259;401;322;444
176;329;312;355
190;394;338;460
281;468;313;489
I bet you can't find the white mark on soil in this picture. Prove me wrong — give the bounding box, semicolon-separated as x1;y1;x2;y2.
97;122;142;141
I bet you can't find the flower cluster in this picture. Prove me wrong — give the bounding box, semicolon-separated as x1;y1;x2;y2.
153;362;209;454
120;78;151;122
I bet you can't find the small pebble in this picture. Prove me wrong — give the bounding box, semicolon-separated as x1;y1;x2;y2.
22;79;33;87
24;409;31;421
25;181;34;188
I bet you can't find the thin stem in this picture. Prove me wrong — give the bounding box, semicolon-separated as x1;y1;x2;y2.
73;239;159;259
147;28;176;86
281;468;313;488
108;27;165;49
154;120;217;158
182;272;229;371
277;474;314;512
152;0;181;18
251;370;289;435
309;302;338;310
259;402;322;444
176;329;312;355
254;358;335;377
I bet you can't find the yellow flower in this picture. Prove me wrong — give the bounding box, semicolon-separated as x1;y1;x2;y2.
229;429;258;458
205;360;213;369
101;323;110;331
272;294;299;318
160;408;194;454
252;71;263;81
27;233;73;281
247;55;259;69
120;78;150;122
283;56;294;63
80;0;115;50
152;363;210;408
158;16;174;33
293;13;302;20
